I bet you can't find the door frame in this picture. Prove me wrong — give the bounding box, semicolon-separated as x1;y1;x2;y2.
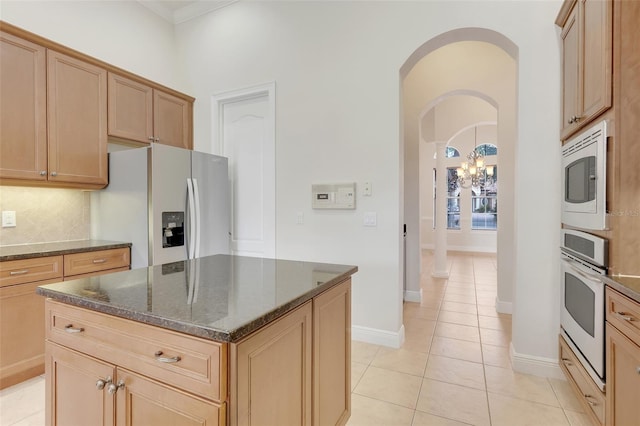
211;82;276;257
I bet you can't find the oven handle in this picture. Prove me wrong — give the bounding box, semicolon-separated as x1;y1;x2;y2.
561;258;604;283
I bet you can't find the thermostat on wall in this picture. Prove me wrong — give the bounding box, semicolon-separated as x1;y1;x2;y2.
312;183;356;209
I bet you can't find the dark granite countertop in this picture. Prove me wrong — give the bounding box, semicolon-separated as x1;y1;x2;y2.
603;274;640;304
0;240;132;262
37;254;357;343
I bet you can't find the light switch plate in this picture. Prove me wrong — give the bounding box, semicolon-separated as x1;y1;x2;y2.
2;211;16;228
364;212;377;227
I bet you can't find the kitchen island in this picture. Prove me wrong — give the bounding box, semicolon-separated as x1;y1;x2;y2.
37;254;357;426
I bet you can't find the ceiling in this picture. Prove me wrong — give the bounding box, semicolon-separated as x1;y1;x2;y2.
137;0;236;24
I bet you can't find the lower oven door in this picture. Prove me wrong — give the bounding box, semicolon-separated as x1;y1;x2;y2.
560;255;605;379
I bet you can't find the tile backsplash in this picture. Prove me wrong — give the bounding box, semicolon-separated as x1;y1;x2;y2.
0;186;91;246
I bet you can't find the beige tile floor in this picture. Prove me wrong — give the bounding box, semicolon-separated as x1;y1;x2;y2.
1;251;588;426
347;251;592;426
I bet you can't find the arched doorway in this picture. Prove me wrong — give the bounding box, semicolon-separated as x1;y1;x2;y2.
401;30;518;321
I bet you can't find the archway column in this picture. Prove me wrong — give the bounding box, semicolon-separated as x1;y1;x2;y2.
432;141;449;278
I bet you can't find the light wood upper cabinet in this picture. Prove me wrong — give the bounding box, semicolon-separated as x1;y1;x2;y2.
47;50;108;186
558;0;612;140
153;89;192;150
108;73;153;144
0;31;47;182
0;30;108;189
108;73;193;150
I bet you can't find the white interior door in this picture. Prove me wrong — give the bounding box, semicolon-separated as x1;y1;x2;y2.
216;85;275;258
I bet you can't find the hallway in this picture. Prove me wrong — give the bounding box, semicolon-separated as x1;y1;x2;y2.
347;250;589;426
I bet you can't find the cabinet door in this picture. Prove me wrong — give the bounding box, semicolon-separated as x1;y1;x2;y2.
115;368;222;426
581;0;612;122
153;90;192;150
560;4;580;139
47;50;108;186
45;342;115;426
108;73;153;144
606;323;640;426
0;32;47;181
0;282;46;389
313;279;351;426
231;302;312;426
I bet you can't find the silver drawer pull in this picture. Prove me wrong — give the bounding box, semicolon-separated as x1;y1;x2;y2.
615;311;634;322
561;357;573;367
92;259;107;264
65;324;84;333
584;394;597;406
9;270;29;276
154;351;181;363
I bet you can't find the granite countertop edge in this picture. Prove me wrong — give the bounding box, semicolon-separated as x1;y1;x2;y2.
602;275;640;304
0;240;132;262
36;267;358;343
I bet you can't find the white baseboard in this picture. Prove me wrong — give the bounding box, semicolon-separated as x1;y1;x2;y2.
431;270;450;278
404;289;422;303
421;243;496;254
352;324;405;349
510;343;564;380
495;297;512;314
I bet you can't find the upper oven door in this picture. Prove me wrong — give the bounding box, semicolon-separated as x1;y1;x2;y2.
561;120;608;230
560;253;605;379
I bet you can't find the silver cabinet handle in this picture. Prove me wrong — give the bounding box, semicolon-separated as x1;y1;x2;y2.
636;367;640;375
107;380;125;395
65;324;84;333
148;136;155;141
154;351;181;363
96;376;112;390
561;357;573;367
40;171;47;176
51;172;57;177
615;311;634;322
584;394;597;406
154;137;160;143
92;258;107;264
9;270;29;276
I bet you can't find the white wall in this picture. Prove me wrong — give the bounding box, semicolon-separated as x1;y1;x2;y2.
0;0;187;93
2;0;565;374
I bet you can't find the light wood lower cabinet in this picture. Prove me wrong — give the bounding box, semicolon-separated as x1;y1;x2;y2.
45;301;226;426
605;287;640;425
313;279;351;425
230;278;352;426
231;302;313;426
44;278;352;425
0;256;63;389
559;335;605;425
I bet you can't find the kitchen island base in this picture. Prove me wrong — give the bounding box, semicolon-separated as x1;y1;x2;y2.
43;277;352;426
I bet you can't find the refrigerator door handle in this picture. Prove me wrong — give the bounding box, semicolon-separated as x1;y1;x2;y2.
187;178;196;259
192;178;202;259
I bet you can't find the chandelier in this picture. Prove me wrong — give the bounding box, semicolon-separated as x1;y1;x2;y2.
455;126;494;188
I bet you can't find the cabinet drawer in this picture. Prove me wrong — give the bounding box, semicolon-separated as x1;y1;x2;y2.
606;287;640;347
46;300;226;402
559;335;605;424
0;256;63;287
64;248;130;277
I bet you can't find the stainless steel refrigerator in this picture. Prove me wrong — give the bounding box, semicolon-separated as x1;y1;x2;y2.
91;144;229;269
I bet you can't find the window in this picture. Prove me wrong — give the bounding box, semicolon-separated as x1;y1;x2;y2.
471;166;497;230
475;143;497;156
447;167;460;229
445;146;460;158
